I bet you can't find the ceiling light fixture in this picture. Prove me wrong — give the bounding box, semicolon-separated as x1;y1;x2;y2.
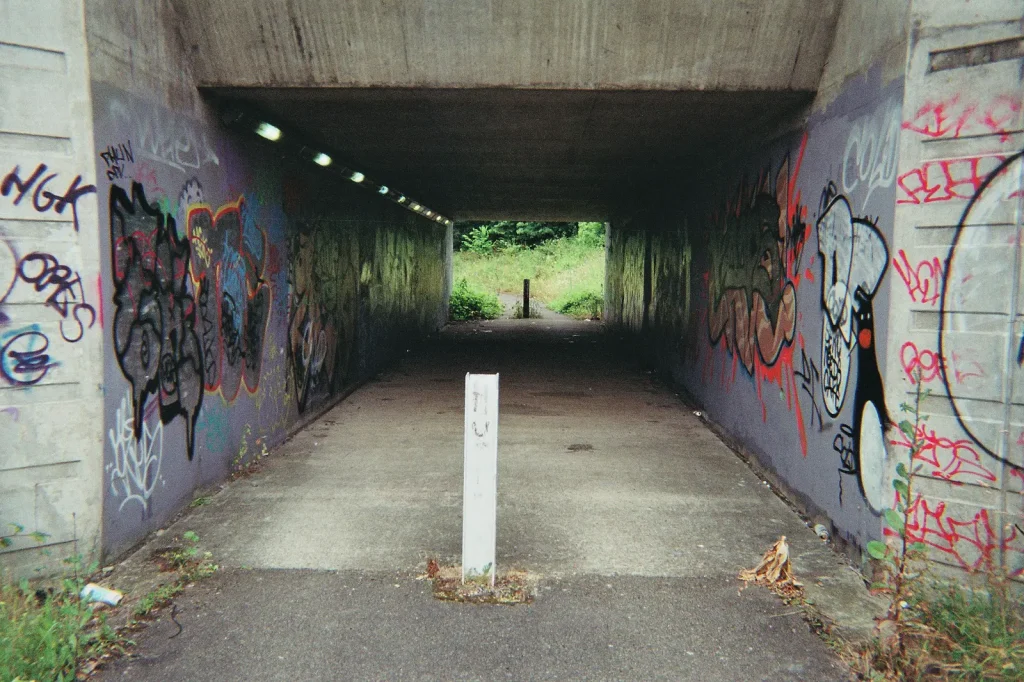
254;122;282;141
378;185;389;194
313;152;332;167
349;171;365;183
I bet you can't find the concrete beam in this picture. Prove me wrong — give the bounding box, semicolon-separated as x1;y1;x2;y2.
172;0;840;92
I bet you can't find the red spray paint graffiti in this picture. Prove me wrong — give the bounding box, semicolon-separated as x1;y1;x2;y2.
889;424;997;484
897;154;1009;205
892;249;943;306
902;94;1022;142
899;341;985;386
886;492;1024;576
703;135;812;455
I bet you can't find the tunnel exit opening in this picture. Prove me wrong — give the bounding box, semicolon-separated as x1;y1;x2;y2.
450;220;607;323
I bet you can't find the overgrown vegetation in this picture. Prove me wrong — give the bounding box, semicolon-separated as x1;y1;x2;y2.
155;530;219;582
133;583;182;617
0;555;123;682
847;376;1024;680
551;290;603;320
452;222;604;316
449;278;503;321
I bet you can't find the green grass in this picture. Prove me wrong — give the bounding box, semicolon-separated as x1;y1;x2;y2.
551;290;604;320
918;579;1024;680
453;237;604;306
133;583;183;617
0;566;121;682
849;574;1024;680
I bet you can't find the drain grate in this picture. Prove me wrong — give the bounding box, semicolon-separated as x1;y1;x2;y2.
567;443;594;452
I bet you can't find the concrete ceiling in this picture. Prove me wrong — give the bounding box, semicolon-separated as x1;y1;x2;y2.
174;0;840;92
209;87;813;220
183;0;839;219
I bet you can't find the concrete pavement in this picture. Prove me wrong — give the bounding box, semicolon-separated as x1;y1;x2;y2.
98;317;872;680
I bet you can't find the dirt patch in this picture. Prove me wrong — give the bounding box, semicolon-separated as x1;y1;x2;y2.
567;443;594;452
423;561;537;605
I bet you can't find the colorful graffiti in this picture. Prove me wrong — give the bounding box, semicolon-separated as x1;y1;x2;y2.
183;180;271;401
816;182;890;510
707;156;806;373
109;181;204;460
286;221;355;413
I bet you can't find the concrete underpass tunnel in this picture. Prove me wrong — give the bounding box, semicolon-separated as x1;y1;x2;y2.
5;0;1023;588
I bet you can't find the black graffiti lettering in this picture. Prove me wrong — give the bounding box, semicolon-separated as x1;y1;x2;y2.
197;279;219;380
109;182;204;460
832;423;857;506
1;330;56;386
793;348;824;430
220;292;243;366
100;142;134;182
1;164;97;232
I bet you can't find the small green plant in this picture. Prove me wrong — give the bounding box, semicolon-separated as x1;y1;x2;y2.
161;531;218;582
1;554;124;682
0;522;49;549
552;290;603;319
189;495;212;508
449;278;502;321
133;583;182;617
850;372;1024;679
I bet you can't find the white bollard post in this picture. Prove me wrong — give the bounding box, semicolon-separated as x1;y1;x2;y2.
462;373;498;585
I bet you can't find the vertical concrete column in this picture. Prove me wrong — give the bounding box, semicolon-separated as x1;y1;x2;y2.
886;0;1024;576
0;0;104;576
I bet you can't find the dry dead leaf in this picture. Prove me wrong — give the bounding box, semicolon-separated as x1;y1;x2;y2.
738;536;803;598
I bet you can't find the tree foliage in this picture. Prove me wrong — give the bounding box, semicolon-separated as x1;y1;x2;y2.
454;221;604;252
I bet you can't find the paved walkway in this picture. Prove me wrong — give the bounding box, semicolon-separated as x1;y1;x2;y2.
99;318;863;681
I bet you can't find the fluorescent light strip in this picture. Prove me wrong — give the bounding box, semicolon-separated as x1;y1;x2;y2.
255;122;282;141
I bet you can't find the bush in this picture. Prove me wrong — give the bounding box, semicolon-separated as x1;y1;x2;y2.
449;279;502;320
575;222;605;247
552;290;603;319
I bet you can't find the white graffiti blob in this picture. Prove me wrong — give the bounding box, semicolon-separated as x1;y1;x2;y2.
817;194;889;417
106;389;163;512
842;102;901;211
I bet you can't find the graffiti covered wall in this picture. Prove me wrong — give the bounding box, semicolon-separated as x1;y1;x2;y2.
608;1;1024;578
607;70;908;556
91;84;448;557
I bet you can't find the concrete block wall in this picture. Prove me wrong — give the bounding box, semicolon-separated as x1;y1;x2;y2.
884;0;1024;576
0;0;105;575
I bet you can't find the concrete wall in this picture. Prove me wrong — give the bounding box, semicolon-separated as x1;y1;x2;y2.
172;0;840;92
0;0;105;575
85;1;449;559
884;0;1024;576
607;0;912;561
